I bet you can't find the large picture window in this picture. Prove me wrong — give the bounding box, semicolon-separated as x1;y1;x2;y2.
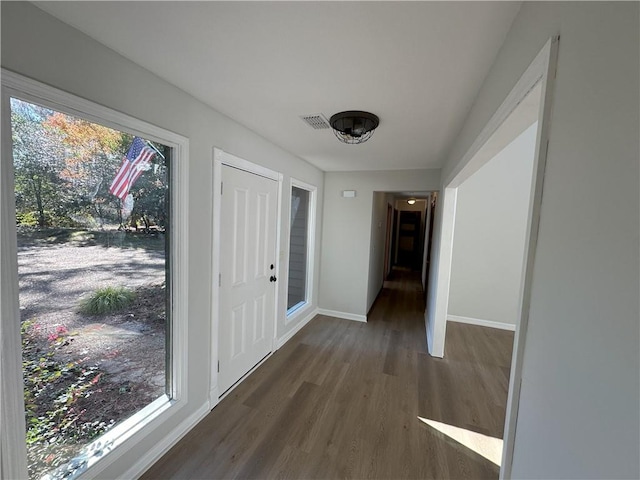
1;72;188;480
286;181;315;316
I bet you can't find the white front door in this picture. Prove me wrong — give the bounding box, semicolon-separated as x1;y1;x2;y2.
218;165;278;395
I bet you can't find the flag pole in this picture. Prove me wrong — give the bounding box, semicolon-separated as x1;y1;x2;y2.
145;140;165;159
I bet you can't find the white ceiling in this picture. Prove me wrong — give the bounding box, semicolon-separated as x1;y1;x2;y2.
35;1;521;172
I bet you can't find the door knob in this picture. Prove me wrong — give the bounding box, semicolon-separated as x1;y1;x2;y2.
270;276;277;282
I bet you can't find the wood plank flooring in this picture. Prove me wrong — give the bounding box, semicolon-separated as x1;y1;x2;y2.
142;269;514;479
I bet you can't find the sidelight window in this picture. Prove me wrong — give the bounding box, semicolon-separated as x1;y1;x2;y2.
286;180;315;316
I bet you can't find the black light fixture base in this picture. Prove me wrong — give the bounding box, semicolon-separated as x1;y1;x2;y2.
329;111;379;144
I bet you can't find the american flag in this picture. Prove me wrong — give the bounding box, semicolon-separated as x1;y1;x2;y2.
109;137;156;200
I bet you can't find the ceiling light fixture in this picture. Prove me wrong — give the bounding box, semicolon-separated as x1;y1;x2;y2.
407;199;416;205
329;111;379;145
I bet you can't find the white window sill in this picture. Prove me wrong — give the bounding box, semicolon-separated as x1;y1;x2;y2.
44;394;183;480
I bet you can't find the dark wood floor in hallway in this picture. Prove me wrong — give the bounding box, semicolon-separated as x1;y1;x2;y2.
142;269;514;479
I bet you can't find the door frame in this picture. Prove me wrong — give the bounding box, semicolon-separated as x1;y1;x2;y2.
210;148;283;408
427;36;559;478
421;193;435;292
383;203;393;279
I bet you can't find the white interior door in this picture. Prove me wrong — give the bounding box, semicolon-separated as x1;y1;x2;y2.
218;165;278;395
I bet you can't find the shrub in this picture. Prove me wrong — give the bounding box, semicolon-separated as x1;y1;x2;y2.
21;320;112;479
79;286;135;315
16;211;40;227
16;210;80;228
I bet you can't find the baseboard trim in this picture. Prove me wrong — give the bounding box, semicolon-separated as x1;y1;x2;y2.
277;308;319;349
317;308;367;323
122;401;210;479
448;315;516;331
209;386;220;410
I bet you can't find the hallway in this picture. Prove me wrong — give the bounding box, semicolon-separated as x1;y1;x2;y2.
143;269;514;479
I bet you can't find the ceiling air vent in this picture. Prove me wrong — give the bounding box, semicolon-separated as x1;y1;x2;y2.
300;114;330;130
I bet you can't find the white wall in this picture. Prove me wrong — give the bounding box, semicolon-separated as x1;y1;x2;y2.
1;3;324;478
434;2;639;478
320;170;440;318
448;123;536;327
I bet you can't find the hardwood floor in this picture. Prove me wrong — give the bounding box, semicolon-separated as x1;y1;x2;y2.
142;269;514;479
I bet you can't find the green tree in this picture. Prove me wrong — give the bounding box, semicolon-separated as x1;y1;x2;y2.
11;98;168;230
44;112;125;227
11;100;66;227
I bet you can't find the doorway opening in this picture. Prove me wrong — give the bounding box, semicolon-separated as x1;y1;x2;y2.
427;37;559;478
367;191;436;315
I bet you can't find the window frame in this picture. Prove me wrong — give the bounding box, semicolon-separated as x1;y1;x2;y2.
285;177;316;321
0;69;189;480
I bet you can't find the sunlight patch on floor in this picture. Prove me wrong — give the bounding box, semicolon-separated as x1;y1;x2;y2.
418;416;503;466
